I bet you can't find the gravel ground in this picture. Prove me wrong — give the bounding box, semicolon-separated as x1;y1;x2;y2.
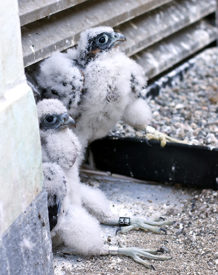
110;47;218;148
53;174;217;275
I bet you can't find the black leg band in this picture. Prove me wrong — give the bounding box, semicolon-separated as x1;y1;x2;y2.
119;217;131;226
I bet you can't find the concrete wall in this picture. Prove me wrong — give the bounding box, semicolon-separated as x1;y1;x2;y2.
0;82;43;234
0;1;53;274
0;0;42;236
0;191;53;275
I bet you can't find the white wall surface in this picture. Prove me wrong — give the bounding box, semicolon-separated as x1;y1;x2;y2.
0;0;42;235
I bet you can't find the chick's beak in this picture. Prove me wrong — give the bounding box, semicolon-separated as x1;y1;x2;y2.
67;116;76;128
111;32;126;47
60;113;76;128
114;32;126;42
110;32;126;48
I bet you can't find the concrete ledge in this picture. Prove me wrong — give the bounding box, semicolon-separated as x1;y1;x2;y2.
0;191;53;275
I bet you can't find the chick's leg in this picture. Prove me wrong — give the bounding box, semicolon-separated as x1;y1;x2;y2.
106;246;172;269
55;202;171;269
104;216;174;234
59;242;171;269
145;126;188;147
80;183;174;233
123;98;187;147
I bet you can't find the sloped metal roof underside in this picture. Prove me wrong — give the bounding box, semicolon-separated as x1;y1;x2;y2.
19;0;217;79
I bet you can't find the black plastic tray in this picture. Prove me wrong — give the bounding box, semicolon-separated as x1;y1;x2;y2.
89;137;218;189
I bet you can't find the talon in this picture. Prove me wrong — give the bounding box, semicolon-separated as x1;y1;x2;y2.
150;265;155;270
157;247;165;253
157;246;170;253
161;246;170;253
117;247;172;268
160;228;167;235
116;228;121;235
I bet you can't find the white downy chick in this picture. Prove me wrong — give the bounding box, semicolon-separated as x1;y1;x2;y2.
37;99;172;268
37;99;104;255
36;51;84;118
70;26;152;148
36;26;151;150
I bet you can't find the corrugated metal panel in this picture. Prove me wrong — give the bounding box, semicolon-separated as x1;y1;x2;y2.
119;0;216;56
19;0;217;79
21;0;172;67
135;20;217;79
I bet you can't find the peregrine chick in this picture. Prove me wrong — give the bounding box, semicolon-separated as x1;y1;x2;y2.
70;26;152;148
36;51;84;119
36;26;151;150
37;99;171;268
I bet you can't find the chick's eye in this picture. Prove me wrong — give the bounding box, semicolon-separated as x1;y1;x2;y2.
45;115;56;124
98;34;108;44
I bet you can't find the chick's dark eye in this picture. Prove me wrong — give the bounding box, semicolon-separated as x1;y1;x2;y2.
45;115;56;123
99;36;105;43
98;34;108;44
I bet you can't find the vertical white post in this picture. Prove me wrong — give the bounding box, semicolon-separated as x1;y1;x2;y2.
0;0;42;235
